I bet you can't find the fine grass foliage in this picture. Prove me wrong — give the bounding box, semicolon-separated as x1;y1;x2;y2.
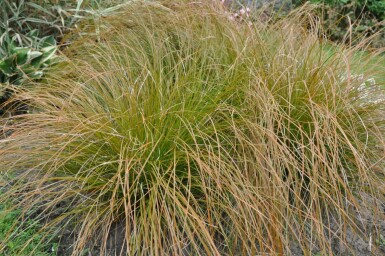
0;1;384;255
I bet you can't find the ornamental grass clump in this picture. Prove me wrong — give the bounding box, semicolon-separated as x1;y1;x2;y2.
0;1;384;255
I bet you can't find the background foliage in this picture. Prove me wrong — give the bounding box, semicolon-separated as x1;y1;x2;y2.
293;0;385;47
0;0;70;115
0;0;129;115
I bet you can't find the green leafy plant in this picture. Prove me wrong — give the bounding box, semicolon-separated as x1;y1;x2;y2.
0;0;64;115
0;0;130;115
0;36;58;116
0;197;56;256
0;36;57;84
0;1;384;255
